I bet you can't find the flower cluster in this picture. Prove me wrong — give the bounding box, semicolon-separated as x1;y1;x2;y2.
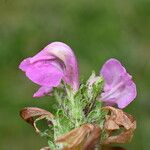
19;42;137;150
19;42;136;108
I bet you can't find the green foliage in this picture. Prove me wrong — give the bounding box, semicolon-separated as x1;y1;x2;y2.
35;73;108;149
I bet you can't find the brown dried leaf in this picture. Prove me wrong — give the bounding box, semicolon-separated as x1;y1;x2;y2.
83;125;101;150
102;106;136;145
20;107;54;133
56;124;101;150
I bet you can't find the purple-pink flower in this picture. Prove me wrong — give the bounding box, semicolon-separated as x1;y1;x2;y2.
19;42;79;98
19;41;136;109
100;58;137;109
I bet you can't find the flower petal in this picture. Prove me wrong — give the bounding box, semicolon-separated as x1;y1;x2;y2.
44;42;79;91
19;42;79;98
33;86;52;98
19;58;31;72
30;50;55;63
117;75;137;108
20;59;63;87
100;59;126;91
100;58;137;108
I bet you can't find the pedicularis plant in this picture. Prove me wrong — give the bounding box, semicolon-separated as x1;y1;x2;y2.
19;42;137;150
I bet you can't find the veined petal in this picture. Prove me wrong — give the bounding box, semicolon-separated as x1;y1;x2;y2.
100;58;137;108
33;86;52;98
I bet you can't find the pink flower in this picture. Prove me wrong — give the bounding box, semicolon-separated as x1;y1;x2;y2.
100;58;137;108
19;42;79;98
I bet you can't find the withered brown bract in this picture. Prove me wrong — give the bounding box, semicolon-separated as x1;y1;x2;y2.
56;124;101;150
20;106;135;149
20;107;54;133
102;106;136;144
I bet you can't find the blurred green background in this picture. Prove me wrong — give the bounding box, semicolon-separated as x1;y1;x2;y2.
0;0;149;149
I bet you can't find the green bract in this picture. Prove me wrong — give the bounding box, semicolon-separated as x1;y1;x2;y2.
36;72;107;149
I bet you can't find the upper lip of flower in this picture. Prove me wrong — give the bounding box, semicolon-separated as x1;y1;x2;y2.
19;42;79;98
